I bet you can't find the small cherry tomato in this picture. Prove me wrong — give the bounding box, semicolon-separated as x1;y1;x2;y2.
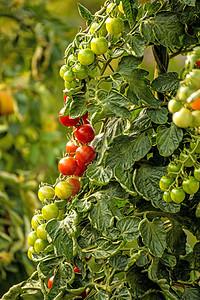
191;110;200;127
159;176;174;191
182;176;199;194
78;49;95;66
167;162;181;178
63;70;75;82
37;224;47;240
27;246;36;260
163;191;172;202
59;65;68;78
31;214;44;230
168;99;182;113
170;187;185;204
72;64;88;80
179;152;196;167
74;267;81;273
48;275;54;290
106;17;124;35
66;140;79;156
59;108;80;127
177;85;196;102
91;37;108;55
66;177;81;196
65;79;77;89
194;168;200;181
75;145;96;164
90;22;107;36
173;107;193;128
38;186;55;203
27;231;38;246
74;160;87;177
34;238;48;253
42;203;59;221
58;157;78;176
74;124;95;144
185;69;200;89
55;181;73;199
190;141;200;153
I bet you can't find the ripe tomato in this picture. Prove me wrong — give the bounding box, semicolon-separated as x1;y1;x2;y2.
74;124;95;144
191;110;200;127
59;65;68;78
31;214;44;230
37;224;47;240
90;22;107;36
75;145;96;164
91;37;108;55
196;60;200;67
59;108;80;127
82;110;88;120
48;275;54;290
66;177;81;196
34;238;49;253
182;176;199;194
194;168;200;181
185;69;200;89
159;176;174;191
168;99;182;113
167;162;181;178
83;118;90;124
170;187;185;204
66;140;79;156
106;17;124;35
78;49;95;66
173;107;193;128
74;267;81;273
27;246;36;261
38;186;55;203
63;70;75;82
42;203;59;221
177;85;196;102
179;152;195;167
55;181;73;199
27;231;38;246
74;160;87;177
58;157;78;176
163;191;172;202
72;64;88;80
78;290;87;299
63;93;68;102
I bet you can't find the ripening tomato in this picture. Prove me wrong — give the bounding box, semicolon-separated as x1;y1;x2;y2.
106;17;124;35
59;65;68;78
159;176;174;191
65;79;77;90
63;70;75;82
75;145;96;164
74;124;95;144
55;181;73;199
34;238;48;253
182;176;199;194
91;37;108;55
31;214;44;230
42;203;59;221
48;275;54;289
173;107;193;128
78;49;95;66
59;108;80;127
66;140;79;156
38;186;55;202
168;99;182;113
189;97;200;110
27;231;38;246
90;22;107;36
66;177;81;196
58;157;78;176
74;160;87;177
170;187;185;204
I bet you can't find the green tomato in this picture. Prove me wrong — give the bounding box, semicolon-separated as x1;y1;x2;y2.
159;176;174;191
190;141;200;153
55;181;72;199
37;224;47;240
67;54;78;66
78;49;95;66
177;85;196;102
63;70;75;82
168;99;182;113
31;214;44;230
194;168;200;181
38;186;55;203
90;22;107;36
182;176;199;194
27;246;36;261
27;231;38;246
106;17;124;35
65;79;78;89
34;239;49;253
191;110;200;127
170;188;185;204
72;64;88;80
167;162;181;178
42;203;59;221
173;107;193;128
163;191;172;202
91;37;108;55
179;152;196;168
59;65;68;78
185;69;200;89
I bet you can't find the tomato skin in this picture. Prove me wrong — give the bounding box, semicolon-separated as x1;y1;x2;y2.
159;176;174;191
42;203;59;221
170;188;186;204
67;54;78;66
167;162;181;178
78;290;87;299
75;145;96;164
31;214;44;230
27;231;38;246
66;140;79;156
64;79;77;89
74;267;81;273
66;177;81;196
63;70;75;82
168;99;182;113
55;181;72;199
182;176;199;194
179;152;195;167
59;108;80;127
173;107;193;128
82;110;88;120
38;186;55;203
196;60;200;67
74;161;87;177
74;124;95;144
59;65;68;78
177;85;196;102
73;64;88;80
34;239;48;253
163;191;172;202
194;168;200;181
63;93;68;102
191;110;200;127
185;69;200;89
106;17;124;35
91;37;108;55
37;224;47;240
48;275;54;290
27;247;36;260
78;49;95;66
58;157;78;176
90;22;107;36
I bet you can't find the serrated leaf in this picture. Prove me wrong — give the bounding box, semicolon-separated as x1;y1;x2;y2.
179;0;196;6
130;110;151;132
77;3;93;25
96;290;110;300
106;130;152;170
70;93;87;118
117;216;140;242
126;33;147;57
166;221;186;256
157;123;183;156
139;218;166;257
116;55;143;76
86;164;113;186
121;0;138;25
115;287;132;299
109;254;129;270
146;107;168;124
75;198;92;212
151;72;181;92
93;239;122;259
114;166;137;196
181;288;200;300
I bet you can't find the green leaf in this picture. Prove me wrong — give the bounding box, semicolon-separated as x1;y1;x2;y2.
181;288;200;300
161;252;176;267
116;55;143;76
117;216;140;242
77;3;93;25
96;290;110;300
38;257;61;276
139;218;166;257
114;166;137;196
130;110;151;132
146;107;168;124
75;198;92;212
93;238;122;259
121;0;138;25
179;0;196;6
166;221;186;256
115;287;132;299
192;242;200;269
109;254;129;270
106;130;152;170
148;256;169;281
86;164;113;186
78;224;100;249
70;93;87;118
157;123;183;156
126;33;147;57
151;72;181;92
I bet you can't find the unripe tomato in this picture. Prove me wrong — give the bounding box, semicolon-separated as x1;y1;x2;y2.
63;70;75;82
173;107;193;128
163;191;172;202
37;223;47;240
38;186;55;203
64;79;77;89
91;37;108;55
31;214;44;230
67;54;78;66
48;275;54;289
90;22;107;36
177;85;196;102
182;176;199;194
75;145;96;164
59;108;80;127
59;65;68;78
190;141;200;153
58;157;78;176
34;238;48;253
74;161;87;177
74;124;95;144
191;110;200;127
55;181;73;199
185;69;200;89
179;152;195;167
118;1;124;14
66;177;81;196
78;49;95;66
72;64;88;80
27;246;36;260
194;168;200;181
168;99;182;113
66;140;79;156
159;176;174;191
170;187;185;204
27;231;38;246
167;162;181;178
106;17;124;35
42;203;59;221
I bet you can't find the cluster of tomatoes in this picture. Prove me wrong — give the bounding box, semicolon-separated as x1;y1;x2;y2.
168;47;200;128
159;140;200;204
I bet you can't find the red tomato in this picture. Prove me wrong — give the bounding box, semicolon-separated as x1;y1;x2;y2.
74;124;95;144
58;157;78;175
63;93;68;102
82;111;88;120
74;267;81;273
48;275;54;289
196;60;200;67
75;145;96;164
74;160;87;177
85;255;92;262
66;140;79;156
78;290;87;299
83;118;91;124
59;108;80;127
66;177;81;195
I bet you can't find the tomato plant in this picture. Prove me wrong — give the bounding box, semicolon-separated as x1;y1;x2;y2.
172;107;193;128
36;224;47;240
58;157;78;176
66;177;81;196
74;124;95;144
34;239;49;253
55;181;73;199
59;108;80;127
78;49;95;66
182;176;199;195
38;186;55;202
105;17;124;35
170;187;186;204
31;214;44;230
66;140;79;156
42;203;59;221
75;145;96;164
74;160;87;177
91;37;108;55
159;176;174;191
